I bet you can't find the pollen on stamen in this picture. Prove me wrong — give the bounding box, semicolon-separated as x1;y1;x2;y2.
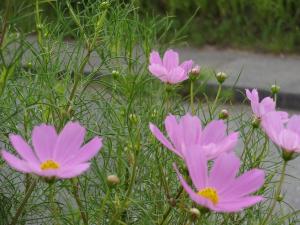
40;160;60;170
197;187;219;205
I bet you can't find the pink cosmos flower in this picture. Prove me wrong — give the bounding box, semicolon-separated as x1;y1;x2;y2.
174;146;265;212
149;113;238;159
262;111;300;153
148;49;193;84
246;89;288;120
1;122;102;179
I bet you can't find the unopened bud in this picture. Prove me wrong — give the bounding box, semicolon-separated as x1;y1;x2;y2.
36;24;43;30
27;62;32;69
168;198;176;207
190;65;201;77
276;194;284;202
271;84;280;95
251;117;261;128
129;113;138;124
189;207;200;220
216;72;228;84
100;1;110;10
218;109;229;120
112;70;120;79
107;175;120;186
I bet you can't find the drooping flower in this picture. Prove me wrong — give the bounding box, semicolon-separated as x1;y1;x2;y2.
174;146;265;212
148;49;193;84
262;111;300;155
245;89;287;120
1;122;102;179
149;113;238;159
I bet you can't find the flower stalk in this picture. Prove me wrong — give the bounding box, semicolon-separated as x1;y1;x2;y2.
262;159;288;225
10;179;37;225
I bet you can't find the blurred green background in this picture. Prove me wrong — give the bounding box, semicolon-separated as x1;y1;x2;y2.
1;0;300;52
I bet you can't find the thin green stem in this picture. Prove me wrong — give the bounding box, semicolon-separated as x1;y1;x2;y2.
124;156;138;202
190;79;195;115
240;127;254;161
157;186;184;225
71;179;89;225
49;183;61;225
211;84;222;116
10;179;37;225
262;160;288;225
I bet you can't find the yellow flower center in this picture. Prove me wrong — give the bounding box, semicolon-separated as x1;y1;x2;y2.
197;187;219;205
40;160;60;170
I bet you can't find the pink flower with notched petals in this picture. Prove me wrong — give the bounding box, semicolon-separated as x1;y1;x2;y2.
246;89;287;120
174;146;265;212
1;122;102;179
149;113;238;159
148;49;193;84
262;111;300;153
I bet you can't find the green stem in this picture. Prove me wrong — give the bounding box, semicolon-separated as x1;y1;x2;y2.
157;186;184;225
240;127;254;161
71;179;89;225
262;160;288;225
211;84;222;116
10;180;37;225
190;79;195;115
124;156;138;202
49;183;61;225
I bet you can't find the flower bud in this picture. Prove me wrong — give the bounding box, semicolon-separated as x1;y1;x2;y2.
189;207;200;220
216;72;228;84
168;198;176;207
251;117;261;128
129;113;138;125
276;194;284;202
271;84;280;95
112;70;120;79
218;109;229;120
100;1;110;10
27;62;32;69
190;65;200;77
107;175;120;186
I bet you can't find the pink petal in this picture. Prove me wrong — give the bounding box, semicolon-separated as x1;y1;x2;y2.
246;89;259;103
168;66;187;84
173;164;208;207
9;134;39;164
148;64;168;82
183;145;208;189
1;150;31;173
208;132;238;159
220;169;264;199
149;123;180;157
32;124;58;162
165;115;182;152
246;89;260;116
287;115;300;136
180;60;193;73
261;111;284;144
53;122;85;162
179;113;202;150
149;51;162;65
208;153;240;193
201;120;226;144
278;129;300;151
57;163;90;179
214;196;263;212
63;137;102;165
163;49;179;71
259;97;275;116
